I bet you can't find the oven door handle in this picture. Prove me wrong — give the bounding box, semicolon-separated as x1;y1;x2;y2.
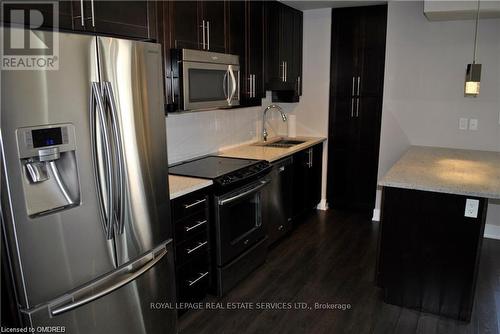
218;180;269;206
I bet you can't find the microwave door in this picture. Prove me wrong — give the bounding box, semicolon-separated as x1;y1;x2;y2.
182;62;232;111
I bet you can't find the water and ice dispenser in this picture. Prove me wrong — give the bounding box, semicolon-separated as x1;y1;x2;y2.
16;124;81;216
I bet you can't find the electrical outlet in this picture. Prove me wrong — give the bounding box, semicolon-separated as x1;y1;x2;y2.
469;118;478;131
459;118;468;130
464;199;479;218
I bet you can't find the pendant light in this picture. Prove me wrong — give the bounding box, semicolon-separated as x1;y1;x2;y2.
464;0;481;97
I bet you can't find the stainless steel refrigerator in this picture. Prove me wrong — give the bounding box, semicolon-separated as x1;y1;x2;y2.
1;29;177;333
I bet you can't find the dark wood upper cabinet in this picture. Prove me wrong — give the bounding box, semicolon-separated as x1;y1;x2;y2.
89;1;156;40
200;1;227;53
264;1;303;100
1;1;75;31
228;0;264;106
1;1;156;40
327;5;387;212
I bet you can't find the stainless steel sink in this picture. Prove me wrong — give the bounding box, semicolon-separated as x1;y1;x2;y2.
254;139;306;148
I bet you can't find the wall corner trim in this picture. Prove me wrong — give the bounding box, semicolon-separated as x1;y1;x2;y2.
484;224;500;240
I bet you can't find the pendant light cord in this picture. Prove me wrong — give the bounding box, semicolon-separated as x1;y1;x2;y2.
473;0;480;63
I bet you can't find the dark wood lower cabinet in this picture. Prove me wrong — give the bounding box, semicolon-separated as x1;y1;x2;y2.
377;187;488;321
171;188;212;315
292;143;323;221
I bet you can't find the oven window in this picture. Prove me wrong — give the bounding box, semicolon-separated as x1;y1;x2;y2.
188;69;227;102
220;192;261;245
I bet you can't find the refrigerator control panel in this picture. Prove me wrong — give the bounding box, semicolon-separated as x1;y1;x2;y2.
16;123;76;159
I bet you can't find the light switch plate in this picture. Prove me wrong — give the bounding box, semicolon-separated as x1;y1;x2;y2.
459;118;468;130
464;199;479;218
469;118;478;131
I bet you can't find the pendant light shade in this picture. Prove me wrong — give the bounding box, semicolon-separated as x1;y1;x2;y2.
465;63;481;96
465;0;481;97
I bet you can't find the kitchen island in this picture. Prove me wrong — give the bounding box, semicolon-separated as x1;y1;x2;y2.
377;146;500;321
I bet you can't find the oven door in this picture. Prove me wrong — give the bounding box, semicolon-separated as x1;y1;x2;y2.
215;178;269;266
182;61;240;111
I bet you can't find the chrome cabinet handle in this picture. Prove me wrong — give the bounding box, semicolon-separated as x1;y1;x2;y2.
278;225;284;231
357;76;360;96
284;61;287;82
280;61;285;82
91;82;114;240
103;82;126;234
51;245;168;316
90;0;95;27
356;97;360;118
278;166;285;173
186;241;207;255
352;76;355;96
297;76;301;95
252;74;255;98
184;198;206;209
248;75;252;96
206;21;210;50
79;0;85;26
185;220;207;232
201;20;206;49
188;271;209;287
170;71;175;103
351;97;354;118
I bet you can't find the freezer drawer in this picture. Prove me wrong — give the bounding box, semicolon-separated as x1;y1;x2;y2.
20;242;177;334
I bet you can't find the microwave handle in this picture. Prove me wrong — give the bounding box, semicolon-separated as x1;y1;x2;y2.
223;70;228;99
227;65;237;106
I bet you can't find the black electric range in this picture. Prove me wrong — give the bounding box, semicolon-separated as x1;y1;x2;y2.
169;156;271;193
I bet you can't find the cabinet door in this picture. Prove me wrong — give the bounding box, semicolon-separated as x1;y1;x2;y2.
171;1;201;50
247;0;265;103
264;1;283;89
201;1;226;53
1;1;75;31
228;1;247;98
331;7;361;98
290;8;303;95
358;5;387;97
89;1;155;39
292;149;309;220
309;144;323;208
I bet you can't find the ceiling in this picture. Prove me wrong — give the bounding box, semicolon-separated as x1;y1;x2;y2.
280;0;387;11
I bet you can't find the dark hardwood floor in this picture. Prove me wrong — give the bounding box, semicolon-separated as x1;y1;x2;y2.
179;210;500;334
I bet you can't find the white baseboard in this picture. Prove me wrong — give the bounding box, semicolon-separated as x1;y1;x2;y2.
484;224;500;240
317;199;328;211
372;209;380;222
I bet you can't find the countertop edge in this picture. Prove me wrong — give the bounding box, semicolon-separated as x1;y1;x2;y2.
219;136;327;163
378;181;500;200
169;176;213;200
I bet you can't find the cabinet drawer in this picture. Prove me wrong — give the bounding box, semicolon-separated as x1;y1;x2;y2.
176;232;209;265
172;192;209;222
177;253;210;305
175;211;208;242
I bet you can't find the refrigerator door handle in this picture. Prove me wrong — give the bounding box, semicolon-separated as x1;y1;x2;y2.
91;82;114;240
103;82;126;235
50;242;170;317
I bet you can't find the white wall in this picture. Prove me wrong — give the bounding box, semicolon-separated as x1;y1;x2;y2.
377;1;500;229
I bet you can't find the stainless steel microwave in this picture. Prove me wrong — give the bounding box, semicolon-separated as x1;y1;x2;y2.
172;49;240;111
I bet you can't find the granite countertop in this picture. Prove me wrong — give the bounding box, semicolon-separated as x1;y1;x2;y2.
169;175;212;200
218;136;326;163
379;146;500;199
